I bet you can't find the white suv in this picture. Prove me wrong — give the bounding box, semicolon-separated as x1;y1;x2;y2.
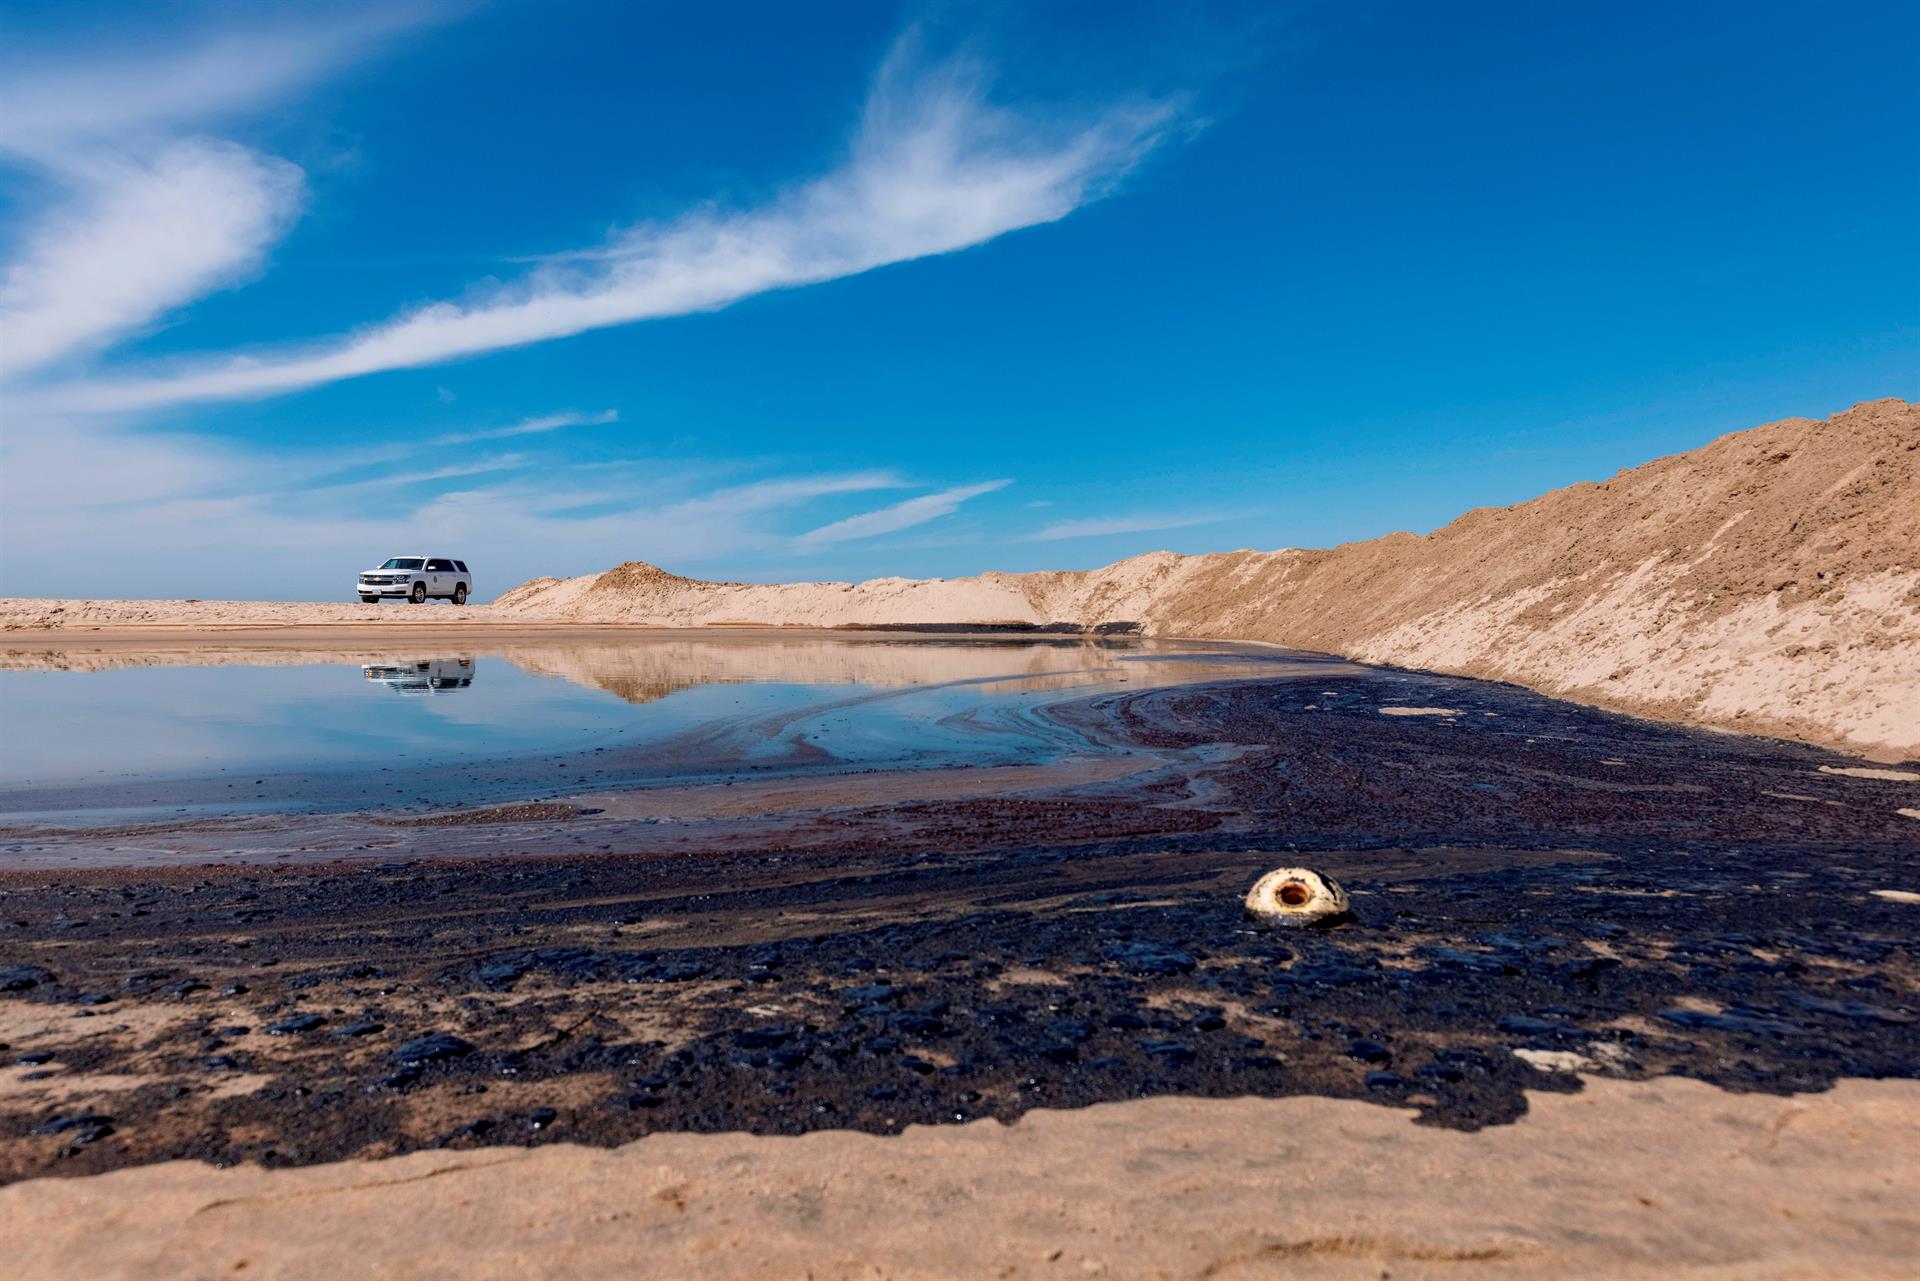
357;556;473;605
362;658;477;691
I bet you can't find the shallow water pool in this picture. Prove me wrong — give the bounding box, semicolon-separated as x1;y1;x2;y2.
0;634;1339;823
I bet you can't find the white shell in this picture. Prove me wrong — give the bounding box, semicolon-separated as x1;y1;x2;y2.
1244;867;1351;927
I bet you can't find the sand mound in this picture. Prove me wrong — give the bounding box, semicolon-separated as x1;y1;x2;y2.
493;399;1920;757
582;560;701;598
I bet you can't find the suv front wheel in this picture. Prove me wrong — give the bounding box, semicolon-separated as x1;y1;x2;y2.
452;583;468;606
410;582;427;604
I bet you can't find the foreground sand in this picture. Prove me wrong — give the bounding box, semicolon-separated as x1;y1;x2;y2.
4;1076;1915;1280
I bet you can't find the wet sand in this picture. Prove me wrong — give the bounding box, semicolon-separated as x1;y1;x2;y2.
1;635;1916;1275
0;621;1129;650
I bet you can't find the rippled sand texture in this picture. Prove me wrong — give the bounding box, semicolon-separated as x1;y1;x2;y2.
4;1077;1916;1281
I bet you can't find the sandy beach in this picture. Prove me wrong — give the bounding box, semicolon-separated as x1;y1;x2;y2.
1;414;1914;1281
3;630;1916;1276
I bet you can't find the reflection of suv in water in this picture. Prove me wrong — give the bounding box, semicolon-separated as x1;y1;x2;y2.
357;556;473;604
361;658;476;692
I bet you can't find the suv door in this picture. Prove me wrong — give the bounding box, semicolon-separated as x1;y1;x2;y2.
426;559;456;596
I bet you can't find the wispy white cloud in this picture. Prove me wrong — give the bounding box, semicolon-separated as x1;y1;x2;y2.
0;20;1192;600
22;46;1175;412
314;453;536;491
430;409;620;446
798;479;1010;546
0;141;303;381
672;472;908;521
0;7;434;385
0;7;434;162
1027;512;1225;541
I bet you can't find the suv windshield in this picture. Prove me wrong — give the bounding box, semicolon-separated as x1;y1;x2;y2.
380;558;425;570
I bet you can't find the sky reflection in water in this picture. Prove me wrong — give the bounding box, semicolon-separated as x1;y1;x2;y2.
0;638;1297;811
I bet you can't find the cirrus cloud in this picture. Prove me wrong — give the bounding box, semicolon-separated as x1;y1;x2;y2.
1027;512;1227;541
0;141;303;381
16;48;1176;412
797;479;1012;546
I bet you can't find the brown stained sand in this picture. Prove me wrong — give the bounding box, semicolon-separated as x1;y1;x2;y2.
7;400;1912;757
563;754;1165;822
0;756;1183;869
2;1077;1916;1280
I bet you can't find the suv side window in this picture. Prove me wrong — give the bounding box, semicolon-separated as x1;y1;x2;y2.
453;561;468;574
426;559;455;572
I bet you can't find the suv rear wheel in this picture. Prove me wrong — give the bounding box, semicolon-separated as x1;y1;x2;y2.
452;583;469;606
410;582;427;604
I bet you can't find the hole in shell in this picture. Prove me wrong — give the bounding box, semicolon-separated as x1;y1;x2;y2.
1278;882;1311;907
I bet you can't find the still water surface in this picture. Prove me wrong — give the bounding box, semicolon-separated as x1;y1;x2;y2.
0;635;1316;822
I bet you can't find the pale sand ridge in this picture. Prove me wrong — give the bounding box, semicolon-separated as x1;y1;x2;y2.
487;399;1920;757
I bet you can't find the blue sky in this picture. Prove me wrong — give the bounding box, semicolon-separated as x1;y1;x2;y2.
1;0;1915;600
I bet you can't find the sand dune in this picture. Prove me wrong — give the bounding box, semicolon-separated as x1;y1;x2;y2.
491;398;1920;757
